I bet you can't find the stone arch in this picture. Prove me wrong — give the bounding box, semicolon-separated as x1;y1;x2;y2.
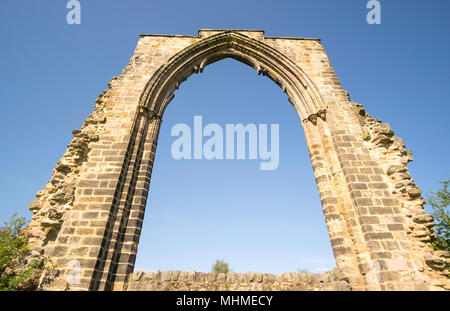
25;30;450;291
138;31;325;121
92;32;341;291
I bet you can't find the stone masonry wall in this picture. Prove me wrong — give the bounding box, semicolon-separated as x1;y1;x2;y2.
351;100;450;289
22;29;450;291
126;270;351;291
23;77;115;260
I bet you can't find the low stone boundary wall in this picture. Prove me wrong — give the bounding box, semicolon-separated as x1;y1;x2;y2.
126;269;351;291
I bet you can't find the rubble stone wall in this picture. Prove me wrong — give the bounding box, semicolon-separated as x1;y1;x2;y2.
126;270;351;291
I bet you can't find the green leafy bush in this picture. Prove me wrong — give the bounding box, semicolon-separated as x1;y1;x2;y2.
426;179;450;252
211;259;230;274
0;213;46;291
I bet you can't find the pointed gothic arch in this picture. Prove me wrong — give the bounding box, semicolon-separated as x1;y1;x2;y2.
139;31;326;122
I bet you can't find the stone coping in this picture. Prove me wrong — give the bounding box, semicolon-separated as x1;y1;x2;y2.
139;29;321;42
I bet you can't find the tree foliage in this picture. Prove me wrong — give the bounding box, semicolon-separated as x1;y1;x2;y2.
426;179;450;252
211;259;230;274
0;213;46;291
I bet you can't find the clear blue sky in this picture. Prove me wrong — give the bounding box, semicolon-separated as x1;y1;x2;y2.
0;1;449;274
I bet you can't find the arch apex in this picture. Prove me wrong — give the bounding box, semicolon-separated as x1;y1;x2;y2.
198;29;265;40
